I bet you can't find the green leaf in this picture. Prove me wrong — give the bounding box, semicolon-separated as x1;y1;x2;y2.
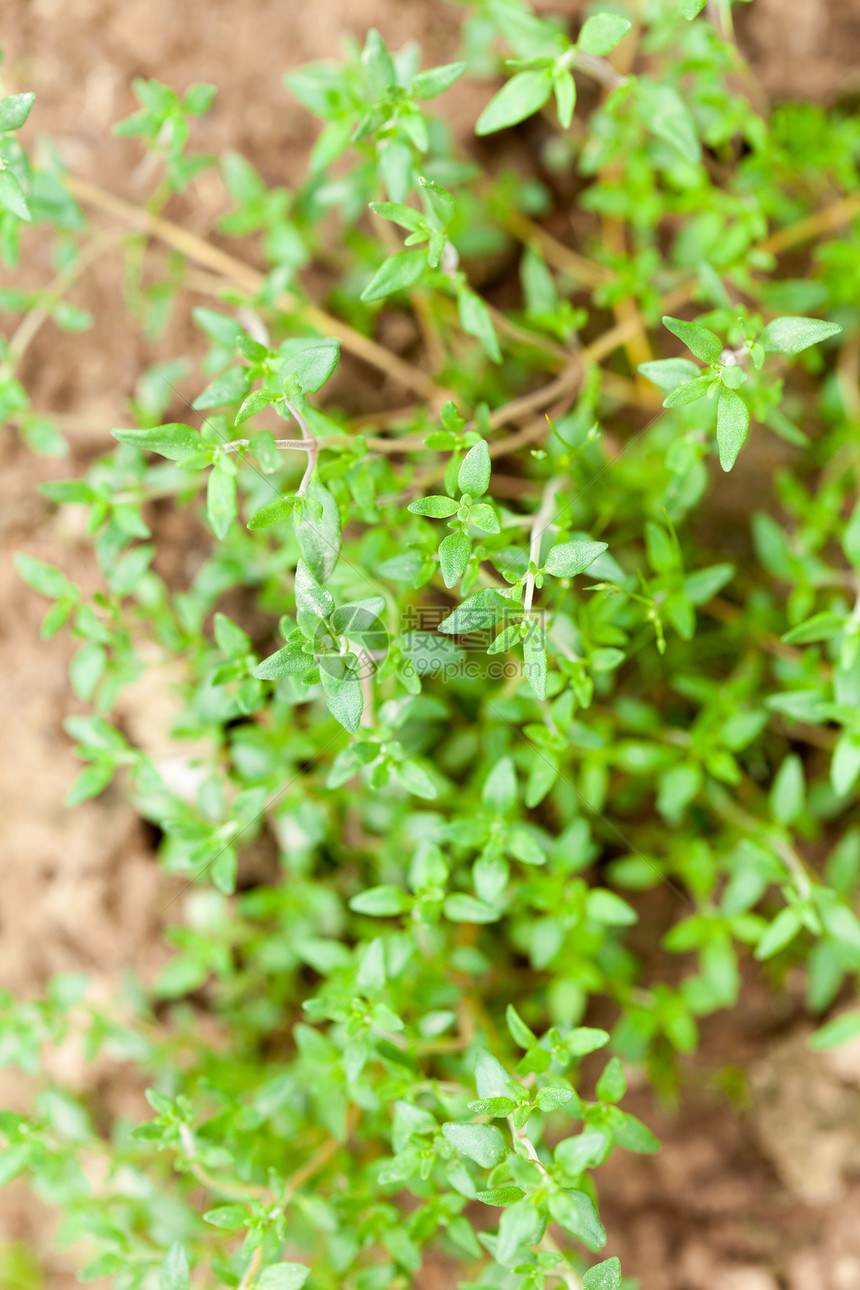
207;462;237;539
202;1205;249;1230
0;168;30;220
442;1121;507;1167
408;495;460;518
476;1185;526;1206
497;1197;544;1264
720;363;746;389
555;1128;610;1176
683;563;734;604
489;0;569;57
832;732;860;798
0;1144;29;1186
536;1086;575;1111
257;1264;311;1290
362;28;397;93
361;248;429;302
320;660;363;733
662;374;713;407
578;13;631;55
770;753;805;825
586;890;637;926
70;642;107;701
254;645;311;681
470;503;500;533
193;307;243;345
526;753;558;807
476;69;555;136
554;71;576;129
754;906;803;960
613;1113;660;1154
279;338;341;392
160;1244;190;1290
211;847;238;895
844;498;860;568
439;531;471;587
483;756;517;814
247;430;283;474
469;1096;517;1116
193;366;252;410
809;1010;860;1051
781;612;846;645
662;315;722;363
369;201;427;234
716;386;750;472
506;1003;536;1048
583;1256;623;1290
595;1056;626;1102
638;357;702;391
548;1189;606;1251
458;440;492;496
111;424;204;460
235;389;278;425
637;81;701;162
331;597;386;646
523;623;547;700
412;61;468;99
760;315;842;356
0;92;36;132
438;588;511;634
248;497;296;529
544;540;608;577
457;288;502;363
453;446;487;500
474;1048;512;1099
349;885;410;916
66;763;113;807
568;1027;611;1057
294;482;341;583
214;613;251;658
294;560;335;626
418;177;456;228
444;893;499;923
15;553;75;600
379;139;413;204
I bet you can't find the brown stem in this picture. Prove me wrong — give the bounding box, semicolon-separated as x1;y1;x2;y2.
9;232;121;368
64;175;445;402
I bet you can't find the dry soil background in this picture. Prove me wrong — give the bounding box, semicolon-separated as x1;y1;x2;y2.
3;2;860;1287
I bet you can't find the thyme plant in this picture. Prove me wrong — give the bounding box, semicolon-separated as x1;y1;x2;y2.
2;2;860;1287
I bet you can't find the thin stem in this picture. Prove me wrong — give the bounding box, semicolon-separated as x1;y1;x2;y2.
512;1123;547;1171
541;1231;583;1289
281;1115;354;1200
569;50;628;88
237;1245;263;1290
188;1161;270;1202
64;175;447;402
523;476;564;615
756;191;860;257
9;232;121;368
222;437;308;453
485;302;571;365
285;399;318;497
498;208;608;289
486;187;860;443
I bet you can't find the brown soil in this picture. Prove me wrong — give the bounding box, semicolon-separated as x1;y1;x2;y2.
2;1;860;1287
